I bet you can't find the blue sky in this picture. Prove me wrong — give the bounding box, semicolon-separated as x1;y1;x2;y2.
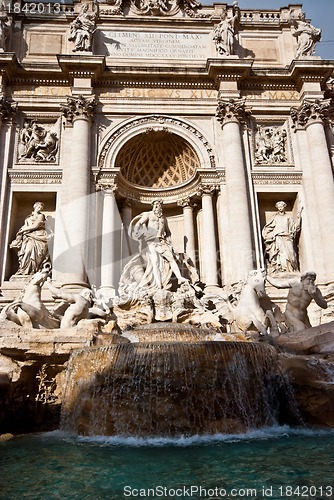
202;0;334;59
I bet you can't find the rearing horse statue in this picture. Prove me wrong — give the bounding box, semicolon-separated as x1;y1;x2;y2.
212;269;280;336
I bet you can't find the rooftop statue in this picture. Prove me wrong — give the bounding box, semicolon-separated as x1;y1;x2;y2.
213;2;240;56
292;11;321;59
10;202;51;276
262;201;302;275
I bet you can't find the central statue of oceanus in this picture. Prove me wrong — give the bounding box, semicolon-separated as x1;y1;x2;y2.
119;200;198;298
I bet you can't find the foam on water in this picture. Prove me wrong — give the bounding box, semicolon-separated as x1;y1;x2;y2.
41;425;334;447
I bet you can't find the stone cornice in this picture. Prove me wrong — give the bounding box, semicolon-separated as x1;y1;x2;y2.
57;55;106;83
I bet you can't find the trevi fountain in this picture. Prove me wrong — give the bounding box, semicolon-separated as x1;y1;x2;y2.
0;0;334;498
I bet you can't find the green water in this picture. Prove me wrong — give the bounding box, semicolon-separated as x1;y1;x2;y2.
1;427;334;500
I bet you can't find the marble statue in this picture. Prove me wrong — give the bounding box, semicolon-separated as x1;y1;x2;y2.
119;200;190;297
262;201;302;274
10;202;50;276
18;121;59;162
267;272;327;332
213;2;240;56
47;282;95;328
69;1;99;52
292;11;321;59
0;4;9;52
0;269;59;329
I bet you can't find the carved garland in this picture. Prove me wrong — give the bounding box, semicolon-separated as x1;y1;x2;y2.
98;115;216;173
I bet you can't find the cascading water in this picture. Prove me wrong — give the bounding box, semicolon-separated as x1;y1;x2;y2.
61;324;289;437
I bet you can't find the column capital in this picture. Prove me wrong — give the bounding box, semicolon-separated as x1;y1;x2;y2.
290;98;333;130
197;184;218;197
177;196;197;209
96;181;117;196
0;95;17;121
216;98;251;127
60;95;96;125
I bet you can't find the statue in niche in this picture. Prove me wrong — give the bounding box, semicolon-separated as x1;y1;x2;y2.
68;1;99;52
255;126;287;164
119;199;195;298
0;3;9;51
262;201;302;275
18;121;59;162
291;11;321;59
213;2;240;56
10;202;51;276
267;272;327;332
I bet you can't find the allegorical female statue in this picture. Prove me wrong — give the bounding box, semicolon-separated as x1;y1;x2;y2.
10;201;50;276
262;201;302;274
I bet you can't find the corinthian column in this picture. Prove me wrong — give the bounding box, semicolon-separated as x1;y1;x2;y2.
198;185;218;287
291;99;334;280
177;196;196;267
53;95;95;285
216;98;254;282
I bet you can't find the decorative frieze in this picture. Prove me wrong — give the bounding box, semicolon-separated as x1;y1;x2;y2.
8;171;62;184
216;98;251;126
60;95;96;125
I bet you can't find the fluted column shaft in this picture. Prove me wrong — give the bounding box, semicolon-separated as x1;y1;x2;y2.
200;187;218;287
217;101;253;281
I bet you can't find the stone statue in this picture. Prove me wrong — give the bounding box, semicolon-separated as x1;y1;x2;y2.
68;1;99;52
0;269;59;329
47;282;94;328
266;272;327;332
292;11;321;59
213;2;240;56
0;4;9;52
262;201;302;274
18;121;59;162
119;200;189;297
10;202;50;276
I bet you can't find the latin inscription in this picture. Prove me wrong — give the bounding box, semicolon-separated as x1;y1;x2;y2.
102;30;211;60
99;88;218;99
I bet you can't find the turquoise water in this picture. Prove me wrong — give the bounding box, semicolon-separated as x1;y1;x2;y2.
1;427;334;500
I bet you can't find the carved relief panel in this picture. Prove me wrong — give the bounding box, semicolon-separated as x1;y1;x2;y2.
16;117;61;164
253;122;292;166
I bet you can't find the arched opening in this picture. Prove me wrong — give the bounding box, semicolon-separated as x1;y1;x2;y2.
116;130;200;189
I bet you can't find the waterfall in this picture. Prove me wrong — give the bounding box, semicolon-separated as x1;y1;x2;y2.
61;338;286;437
